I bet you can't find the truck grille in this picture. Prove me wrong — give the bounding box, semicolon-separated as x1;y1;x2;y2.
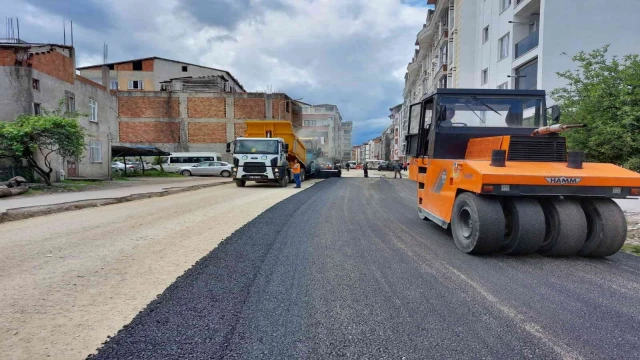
243;162;267;173
507;136;567;162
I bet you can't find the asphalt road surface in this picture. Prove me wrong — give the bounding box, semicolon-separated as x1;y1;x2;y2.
89;178;640;360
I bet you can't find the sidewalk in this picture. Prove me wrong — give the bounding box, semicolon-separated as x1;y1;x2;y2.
0;177;231;214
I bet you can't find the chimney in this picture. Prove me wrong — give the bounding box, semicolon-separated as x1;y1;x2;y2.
101;65;110;89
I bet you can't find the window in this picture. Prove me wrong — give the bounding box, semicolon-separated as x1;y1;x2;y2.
128;80;144;90
32;78;40;91
286;101;290;112
483;26;489;43
439;76;448;89
132;60;143;71
107;64;115;70
515;59;538;90
304;120;317;126
110;80;118;90
182;65;188;72
33;103;41;115
497;82;509;89
89;98;98;122
499;33;510;60
65;91;75;112
438;96;543;128
89;141;102;163
481;68;489;85
501;0;511;12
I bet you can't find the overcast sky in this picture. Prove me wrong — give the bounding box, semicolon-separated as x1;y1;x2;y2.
3;0;428;145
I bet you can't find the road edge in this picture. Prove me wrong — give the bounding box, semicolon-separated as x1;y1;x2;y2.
0;181;233;224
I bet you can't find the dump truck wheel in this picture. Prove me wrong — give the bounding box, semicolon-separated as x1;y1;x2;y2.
278;174;287;187
235;180;246;187
538;199;587;256
579;199;627;257
451;193;504;254
501;198;546;255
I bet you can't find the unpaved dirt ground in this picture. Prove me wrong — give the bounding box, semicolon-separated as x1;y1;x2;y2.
0;181;319;360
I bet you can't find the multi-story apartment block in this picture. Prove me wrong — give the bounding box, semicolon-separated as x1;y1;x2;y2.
0;42;117;180
404;0;640;108
389;104;403;161
339;121;353;163
78;57;245;93
299;103;344;162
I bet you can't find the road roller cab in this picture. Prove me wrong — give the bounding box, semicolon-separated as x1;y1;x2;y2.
405;88;640;257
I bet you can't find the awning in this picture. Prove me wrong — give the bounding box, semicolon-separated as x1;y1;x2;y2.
111;145;171;158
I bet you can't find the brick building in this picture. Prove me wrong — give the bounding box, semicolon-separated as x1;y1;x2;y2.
78;56;244;93
117;76;302;160
0;42;117;181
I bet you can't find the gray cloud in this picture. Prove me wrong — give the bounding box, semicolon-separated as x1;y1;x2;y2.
182;0;290;30
23;0;113;31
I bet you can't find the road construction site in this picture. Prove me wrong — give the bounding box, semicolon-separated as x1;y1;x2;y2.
1;174;639;359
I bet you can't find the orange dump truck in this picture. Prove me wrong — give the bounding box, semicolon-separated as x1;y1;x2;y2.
226;121;307;187
405;88;640;257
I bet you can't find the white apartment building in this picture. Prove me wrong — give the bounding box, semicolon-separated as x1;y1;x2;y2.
340;121;353;163
403;0;640;113
389;104;403;161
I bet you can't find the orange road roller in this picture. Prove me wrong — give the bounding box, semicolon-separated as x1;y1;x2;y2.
404;88;640;256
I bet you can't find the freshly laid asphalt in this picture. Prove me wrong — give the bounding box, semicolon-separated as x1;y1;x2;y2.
88;178;640;360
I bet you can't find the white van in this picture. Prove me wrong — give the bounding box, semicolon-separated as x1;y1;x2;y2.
156;152;223;173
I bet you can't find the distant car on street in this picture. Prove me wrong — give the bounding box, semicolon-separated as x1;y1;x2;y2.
179;161;233;177
377;162;394;171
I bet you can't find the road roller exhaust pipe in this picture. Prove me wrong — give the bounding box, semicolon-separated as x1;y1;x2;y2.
531;123;586;136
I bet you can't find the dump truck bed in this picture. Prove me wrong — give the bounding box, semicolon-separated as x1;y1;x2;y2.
244;121;306;164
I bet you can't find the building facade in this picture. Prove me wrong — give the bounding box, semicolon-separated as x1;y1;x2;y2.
117;77;301;161
299;103;344;163
389;104;403;161
339;121;353;163
0;43;117;180
78;57;245;93
403;0;640;107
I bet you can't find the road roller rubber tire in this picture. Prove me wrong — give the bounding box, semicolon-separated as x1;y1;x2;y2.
538;199;587;256
451;193;504;255
579;198;627;257
501;198;546;255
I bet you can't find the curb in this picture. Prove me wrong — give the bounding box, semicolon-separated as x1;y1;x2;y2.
0;181;233;224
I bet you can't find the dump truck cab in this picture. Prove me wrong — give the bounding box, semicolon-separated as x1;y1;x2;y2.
406;88;640;257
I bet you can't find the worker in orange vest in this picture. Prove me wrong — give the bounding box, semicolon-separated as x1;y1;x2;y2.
292;159;302;188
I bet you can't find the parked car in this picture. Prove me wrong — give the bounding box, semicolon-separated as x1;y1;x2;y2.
179;161;233;177
152;152;223;173
111;161;136;172
377;162;394;171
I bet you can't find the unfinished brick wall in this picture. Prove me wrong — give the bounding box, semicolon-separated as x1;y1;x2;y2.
116;62;133;71
234;98;266;119
234;122;247;138
187;97;226;118
0;49;16;65
119;122;180;143
142;59;154;71
271;98;291;122
119;96;180;118
29;50;75;84
188;123;227;143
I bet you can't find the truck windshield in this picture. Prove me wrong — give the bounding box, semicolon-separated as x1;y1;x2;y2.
235;140;279;154
438;96;544;128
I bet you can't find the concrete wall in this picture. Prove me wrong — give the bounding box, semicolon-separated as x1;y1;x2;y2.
0;66;33;121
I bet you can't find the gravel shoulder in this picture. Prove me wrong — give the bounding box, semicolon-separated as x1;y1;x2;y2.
0;181;319;360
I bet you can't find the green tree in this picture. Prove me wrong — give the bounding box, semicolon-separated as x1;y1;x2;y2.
551;45;640;171
0;110;87;185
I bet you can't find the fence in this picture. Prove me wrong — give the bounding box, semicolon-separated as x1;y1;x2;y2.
0;166;35;182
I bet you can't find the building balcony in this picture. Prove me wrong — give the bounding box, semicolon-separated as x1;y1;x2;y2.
515;30;539;59
514;0;540;17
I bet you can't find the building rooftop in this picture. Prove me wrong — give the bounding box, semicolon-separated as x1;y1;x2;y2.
77;56;245;91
